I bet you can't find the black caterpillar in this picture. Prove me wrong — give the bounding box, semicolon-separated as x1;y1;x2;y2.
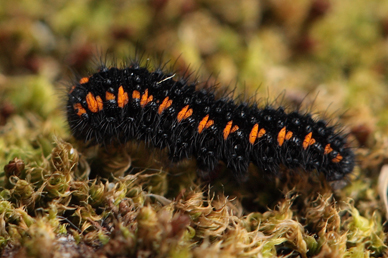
66;60;355;181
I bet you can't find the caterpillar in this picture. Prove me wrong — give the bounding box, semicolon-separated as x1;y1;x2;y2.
66;59;355;181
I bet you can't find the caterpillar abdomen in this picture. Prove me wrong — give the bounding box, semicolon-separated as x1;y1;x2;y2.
66;62;355;181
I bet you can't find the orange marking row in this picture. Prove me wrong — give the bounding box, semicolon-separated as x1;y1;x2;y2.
73;103;86;116
302;132;316;149
83;87;155;112
76;87;346;164
75;86;151;117
140;89;153;108
177;105;193;122
104;87;131;108
158;97;173;114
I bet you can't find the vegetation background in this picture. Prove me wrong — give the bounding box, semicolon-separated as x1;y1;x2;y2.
0;0;388;257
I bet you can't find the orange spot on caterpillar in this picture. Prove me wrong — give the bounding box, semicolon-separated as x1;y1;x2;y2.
205;119;214;129
249;124;259;145
303;132;313;149
231;125;239;133
132;90;140;100
223;121;233;140
79;77;89;84
198;115;209;134
140;89;149;108
278;127;286;146
96;96;103;111
117;86;129;108
106;92;115;101
158;97;173;114
258;128;266;138
332;154;343;163
147;95;153;105
73;103;86;116
86;92;99;113
137;89;153;108
324;144;333;155
285;131;293;140
177;105;193;122
184;108;193;120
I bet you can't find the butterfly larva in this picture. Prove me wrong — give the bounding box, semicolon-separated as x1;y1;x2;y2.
66;60;355;181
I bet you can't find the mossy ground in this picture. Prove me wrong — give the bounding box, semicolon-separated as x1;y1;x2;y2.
0;0;388;257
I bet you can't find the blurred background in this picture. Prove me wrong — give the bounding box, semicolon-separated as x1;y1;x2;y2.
1;0;388;174
1;0;388;130
2;0;388;121
1;0;388;256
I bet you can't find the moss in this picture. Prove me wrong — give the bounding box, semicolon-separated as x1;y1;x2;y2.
0;0;388;257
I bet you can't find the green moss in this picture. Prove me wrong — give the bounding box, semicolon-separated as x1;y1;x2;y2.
0;0;388;257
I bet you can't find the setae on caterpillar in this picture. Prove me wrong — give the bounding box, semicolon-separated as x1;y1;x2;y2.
66;58;355;181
